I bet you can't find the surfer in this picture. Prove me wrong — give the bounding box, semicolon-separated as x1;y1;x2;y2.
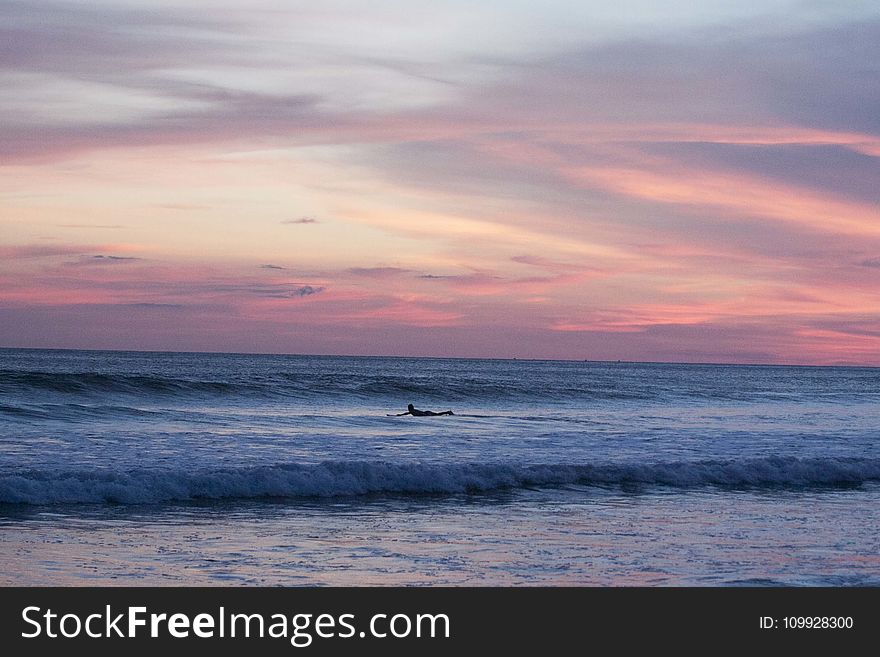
393;403;454;417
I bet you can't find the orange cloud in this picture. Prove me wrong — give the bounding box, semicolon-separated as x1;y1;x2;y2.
566;165;880;236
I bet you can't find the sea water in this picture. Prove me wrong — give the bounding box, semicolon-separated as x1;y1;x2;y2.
1;348;878;585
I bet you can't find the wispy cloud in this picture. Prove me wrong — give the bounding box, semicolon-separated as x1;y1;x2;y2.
292;285;324;297
91;255;141;261
282;217;320;225
347;266;409;278
0;244;135;259
0;245;91;259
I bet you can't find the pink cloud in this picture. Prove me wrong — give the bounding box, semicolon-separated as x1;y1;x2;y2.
0;244;135;259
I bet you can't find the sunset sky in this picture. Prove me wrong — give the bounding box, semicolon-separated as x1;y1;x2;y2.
2;0;879;363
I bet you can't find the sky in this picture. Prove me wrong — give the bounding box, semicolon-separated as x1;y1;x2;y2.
2;0;879;364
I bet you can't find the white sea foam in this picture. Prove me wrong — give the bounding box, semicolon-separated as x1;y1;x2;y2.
1;456;878;505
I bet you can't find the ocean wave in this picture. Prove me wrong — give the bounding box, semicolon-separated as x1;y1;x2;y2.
1;456;877;505
0;368;673;404
0;371;267;399
0;401;177;422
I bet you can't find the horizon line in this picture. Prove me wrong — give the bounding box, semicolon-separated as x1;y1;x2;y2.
1;345;877;370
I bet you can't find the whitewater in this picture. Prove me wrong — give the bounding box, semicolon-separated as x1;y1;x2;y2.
1;348;878;585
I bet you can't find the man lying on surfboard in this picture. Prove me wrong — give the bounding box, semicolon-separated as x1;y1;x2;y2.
392;403;454;416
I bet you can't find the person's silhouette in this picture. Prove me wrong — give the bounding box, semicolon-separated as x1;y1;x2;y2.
395;403;454;416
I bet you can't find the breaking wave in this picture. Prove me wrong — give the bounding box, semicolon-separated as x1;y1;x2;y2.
1;456;878;505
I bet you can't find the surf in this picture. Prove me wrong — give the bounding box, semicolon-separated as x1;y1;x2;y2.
2;456;878;505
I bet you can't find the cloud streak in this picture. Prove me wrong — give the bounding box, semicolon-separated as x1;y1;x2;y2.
282;217;320;225
292;285;324;297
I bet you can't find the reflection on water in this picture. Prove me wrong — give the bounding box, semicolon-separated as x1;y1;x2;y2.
2;486;878;586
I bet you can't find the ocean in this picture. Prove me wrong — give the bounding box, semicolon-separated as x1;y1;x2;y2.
1;348;878;585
